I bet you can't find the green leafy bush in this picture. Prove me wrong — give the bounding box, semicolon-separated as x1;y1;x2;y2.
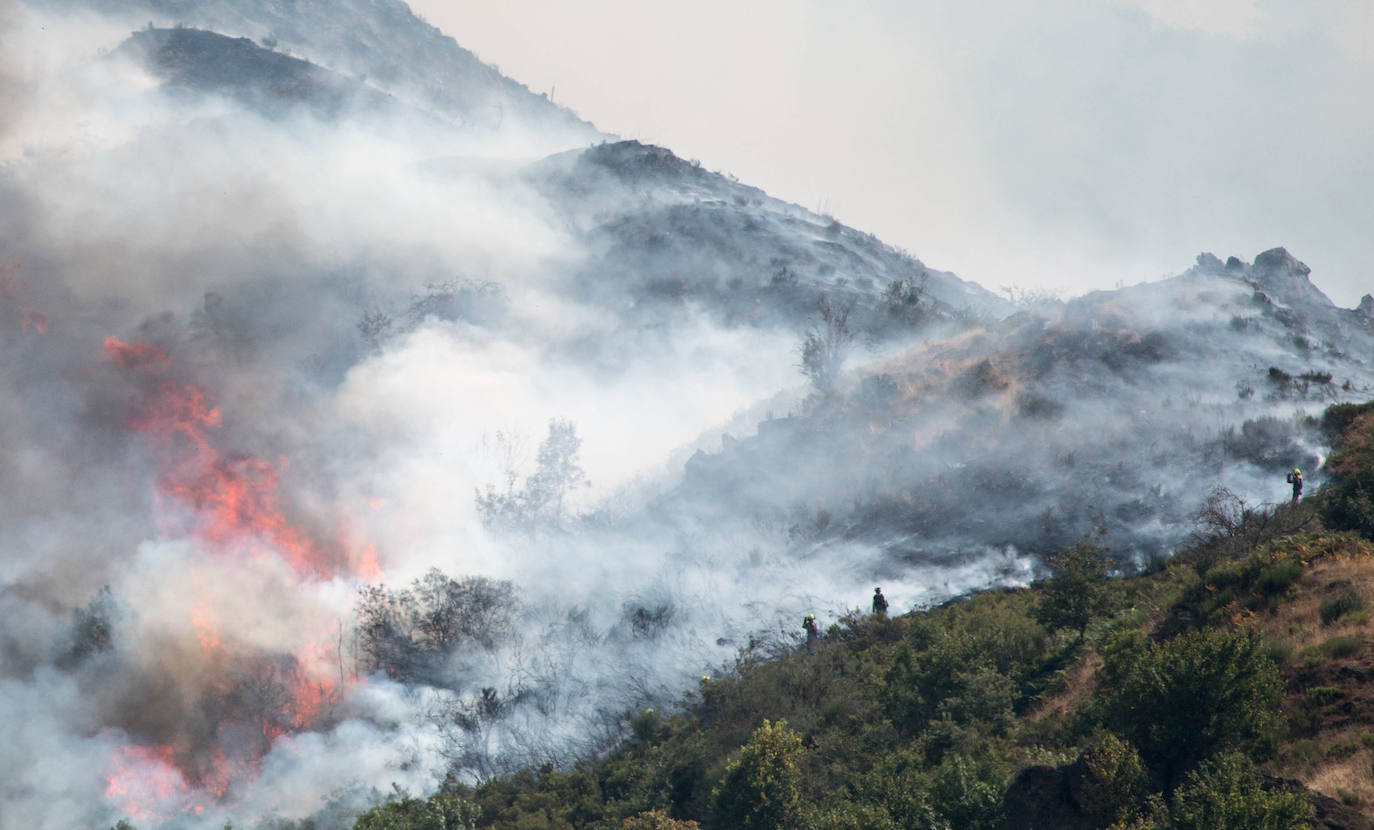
1320;634;1362;658
924;755;1005;830
1320;588;1365;625
1256;559;1302;596
708;719;805;830
1323;470;1374;539
1097;628;1283;774
353;794;479;830
1079;731;1148;826
1160;752;1313;829
883;593;1046;738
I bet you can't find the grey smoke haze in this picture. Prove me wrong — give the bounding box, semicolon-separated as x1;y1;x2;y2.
415;0;1374;306
2;2;1374;829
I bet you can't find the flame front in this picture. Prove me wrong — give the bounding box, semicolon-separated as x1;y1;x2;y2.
100;337;379;819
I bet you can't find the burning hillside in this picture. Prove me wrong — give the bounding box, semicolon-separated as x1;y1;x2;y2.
3;3;1374;829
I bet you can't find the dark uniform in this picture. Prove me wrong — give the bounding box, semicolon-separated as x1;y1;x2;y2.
1287;468;1303;505
872;587;888;618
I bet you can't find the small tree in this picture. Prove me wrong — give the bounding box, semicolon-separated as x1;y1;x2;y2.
1035;541;1114;641
800;295;854;394
709;719;805;830
525;418;587;524
475;419;587;532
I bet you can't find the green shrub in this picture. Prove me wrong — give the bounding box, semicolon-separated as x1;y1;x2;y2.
353;795;479;830
1290;739;1321;772
1162;752;1313;829
1320;635;1362;658
1339;610;1369;626
883;595;1046;736
1303;686;1342;707
1324;469;1374;539
924;755;1005;830
801;801;899;830
1079;731;1148;826
1263;638;1294;666
1256;559;1303;596
1098;628;1283;773
1320;588;1365;626
708;719;805;830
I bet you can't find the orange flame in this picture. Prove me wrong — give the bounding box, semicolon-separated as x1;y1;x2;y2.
103;336;370;579
104;743;190;821
98;337;378;814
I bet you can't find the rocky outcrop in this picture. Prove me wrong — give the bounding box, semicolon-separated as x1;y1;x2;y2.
1356;294;1374;322
1245;246;1335;311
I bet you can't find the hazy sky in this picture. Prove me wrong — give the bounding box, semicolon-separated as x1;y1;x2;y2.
408;0;1373;306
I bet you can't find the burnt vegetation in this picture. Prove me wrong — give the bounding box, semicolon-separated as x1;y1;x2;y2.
356;569;518;686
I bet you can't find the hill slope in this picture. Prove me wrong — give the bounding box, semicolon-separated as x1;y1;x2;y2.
342;400;1374;830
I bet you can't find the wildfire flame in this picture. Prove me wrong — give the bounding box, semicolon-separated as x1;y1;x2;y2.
100;336;380;818
102;335;374;579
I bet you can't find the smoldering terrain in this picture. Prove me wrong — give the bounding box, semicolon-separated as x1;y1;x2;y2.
4;2;1374;829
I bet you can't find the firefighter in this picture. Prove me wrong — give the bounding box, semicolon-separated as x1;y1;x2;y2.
803;613;819;655
872;587;888;618
1286;467;1303;505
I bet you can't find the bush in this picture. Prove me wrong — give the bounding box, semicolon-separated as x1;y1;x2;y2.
353;794;479;830
1320;588;1365;625
355;569;517;685
924;755;1005;830
1079;731;1148;826
708;720;805;830
1098;628;1283;775
883;595;1046;736
1161;752;1312;829
1320;635;1362;659
1256;559;1302;596
621;809;702;829
1324;470;1374;539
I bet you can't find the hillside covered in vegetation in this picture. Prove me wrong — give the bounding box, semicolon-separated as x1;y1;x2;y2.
325;400;1374;829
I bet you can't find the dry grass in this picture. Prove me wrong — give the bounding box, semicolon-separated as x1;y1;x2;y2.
1243;538;1374;802
1251;554;1374;652
1308;749;1374;810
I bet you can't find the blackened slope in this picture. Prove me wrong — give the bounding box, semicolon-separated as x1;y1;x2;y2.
114;27;409;121
526;140;1015;330
68;0;604;139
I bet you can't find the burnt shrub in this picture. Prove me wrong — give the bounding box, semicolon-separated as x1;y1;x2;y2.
356;569;517;685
